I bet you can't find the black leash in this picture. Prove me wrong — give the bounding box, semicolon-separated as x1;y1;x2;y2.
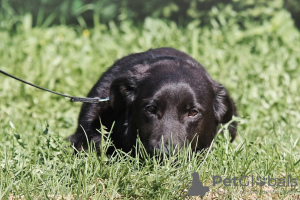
0;69;109;103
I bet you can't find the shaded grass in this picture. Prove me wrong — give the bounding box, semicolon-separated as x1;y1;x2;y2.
1;10;300;199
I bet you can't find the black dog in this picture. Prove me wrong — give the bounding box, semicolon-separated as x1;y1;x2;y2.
69;47;237;156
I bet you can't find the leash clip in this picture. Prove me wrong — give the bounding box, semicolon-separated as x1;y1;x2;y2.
70;97;109;103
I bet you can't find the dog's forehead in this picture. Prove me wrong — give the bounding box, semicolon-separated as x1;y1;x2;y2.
148;60;209;83
154;82;196;99
138;81;212;108
133;59;215;106
138;64;212;96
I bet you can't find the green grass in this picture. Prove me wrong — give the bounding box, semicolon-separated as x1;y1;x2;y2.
1;11;300;199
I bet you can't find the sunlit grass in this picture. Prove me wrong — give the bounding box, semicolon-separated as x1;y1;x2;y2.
1;10;300;199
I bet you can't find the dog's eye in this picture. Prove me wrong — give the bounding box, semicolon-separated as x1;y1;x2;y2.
146;105;157;113
188;109;199;117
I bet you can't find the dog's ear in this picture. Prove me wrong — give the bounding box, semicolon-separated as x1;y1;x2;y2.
109;64;150;111
213;83;235;123
109;76;137;111
212;81;238;141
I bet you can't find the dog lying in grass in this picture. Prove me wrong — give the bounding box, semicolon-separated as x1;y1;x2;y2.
69;47;237;156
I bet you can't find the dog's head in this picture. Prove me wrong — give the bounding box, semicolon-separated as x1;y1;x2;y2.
109;57;236;155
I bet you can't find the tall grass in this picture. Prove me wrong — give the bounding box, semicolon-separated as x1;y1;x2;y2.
0;8;300;199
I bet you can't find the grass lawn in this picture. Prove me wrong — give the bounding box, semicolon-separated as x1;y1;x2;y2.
1;12;300;199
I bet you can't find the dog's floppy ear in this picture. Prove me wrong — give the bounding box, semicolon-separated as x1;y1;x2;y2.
109;76;137;111
109;64;150;111
212;81;238;141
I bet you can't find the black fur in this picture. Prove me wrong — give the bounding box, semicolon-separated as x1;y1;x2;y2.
68;47;237;156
